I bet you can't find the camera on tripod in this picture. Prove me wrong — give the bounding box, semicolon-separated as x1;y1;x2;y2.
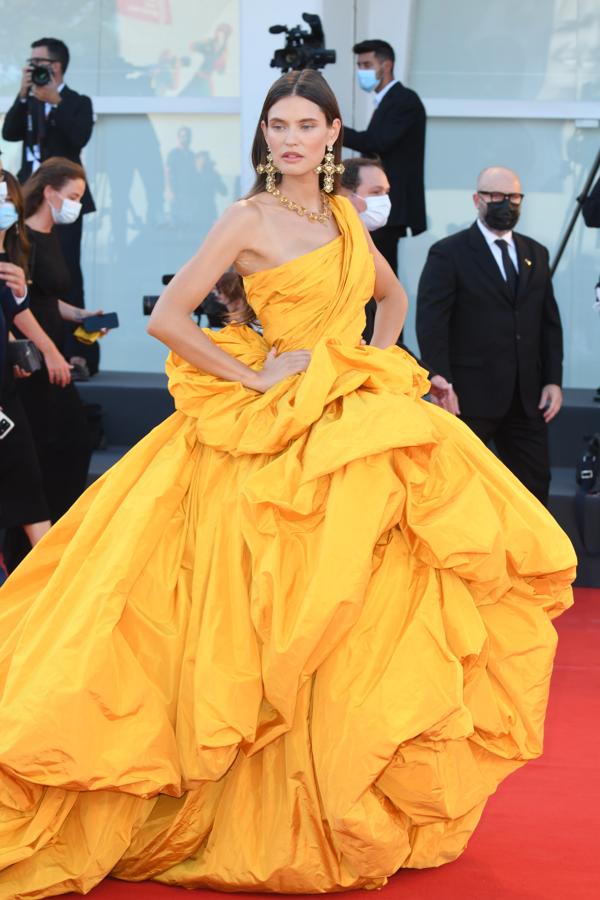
269;13;335;72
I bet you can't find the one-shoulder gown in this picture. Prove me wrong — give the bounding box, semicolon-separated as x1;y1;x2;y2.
0;196;576;898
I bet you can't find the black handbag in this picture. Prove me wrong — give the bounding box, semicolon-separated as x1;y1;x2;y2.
7;339;43;373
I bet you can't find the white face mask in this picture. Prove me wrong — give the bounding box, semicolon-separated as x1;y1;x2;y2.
359;194;391;231
0;201;19;231
50;194;82;226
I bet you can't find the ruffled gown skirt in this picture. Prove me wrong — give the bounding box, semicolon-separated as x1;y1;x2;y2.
0;195;576;897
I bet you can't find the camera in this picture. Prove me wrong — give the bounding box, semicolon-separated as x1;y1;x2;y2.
143;274;226;327
269;13;335;72
143;273;173;315
30;63;52;87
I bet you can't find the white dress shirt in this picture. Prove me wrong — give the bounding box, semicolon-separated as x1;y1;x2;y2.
476;217;519;280
372;78;398;109
25;81;65;172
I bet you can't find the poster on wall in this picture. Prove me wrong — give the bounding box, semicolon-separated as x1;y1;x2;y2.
0;0;240;99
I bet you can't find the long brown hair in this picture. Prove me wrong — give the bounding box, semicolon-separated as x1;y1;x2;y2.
216;270;254;325
23;156;86;219
247;70;344;198
0;169;30;275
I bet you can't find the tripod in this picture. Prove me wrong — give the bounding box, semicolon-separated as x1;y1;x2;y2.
551;146;600;402
551;145;600;276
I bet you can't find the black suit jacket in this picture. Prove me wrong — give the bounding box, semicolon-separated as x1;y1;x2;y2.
416;222;563;418
343;82;426;235
2;84;95;213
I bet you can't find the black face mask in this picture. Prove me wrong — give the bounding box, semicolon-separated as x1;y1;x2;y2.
484;197;520;231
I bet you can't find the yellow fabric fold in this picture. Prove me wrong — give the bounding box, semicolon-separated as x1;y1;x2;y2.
0;194;575;897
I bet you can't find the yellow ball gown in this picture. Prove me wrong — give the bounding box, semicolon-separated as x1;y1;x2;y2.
0;196;575;898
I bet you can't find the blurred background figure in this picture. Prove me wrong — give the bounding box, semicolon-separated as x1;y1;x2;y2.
182;23;234;97
166;126;197;227
194;151;228;241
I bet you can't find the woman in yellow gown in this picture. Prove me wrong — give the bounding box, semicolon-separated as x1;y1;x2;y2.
0;71;575;898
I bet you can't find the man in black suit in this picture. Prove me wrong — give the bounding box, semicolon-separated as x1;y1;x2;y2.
2;38;95;325
416;166;563;505
343;39;426;276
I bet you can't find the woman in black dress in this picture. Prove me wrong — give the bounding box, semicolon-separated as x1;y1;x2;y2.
0;169;51;554
15;158;103;526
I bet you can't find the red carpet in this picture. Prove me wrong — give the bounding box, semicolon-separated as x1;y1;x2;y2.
66;588;599;900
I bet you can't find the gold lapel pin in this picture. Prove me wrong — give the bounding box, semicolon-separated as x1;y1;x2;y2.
524;258;532;267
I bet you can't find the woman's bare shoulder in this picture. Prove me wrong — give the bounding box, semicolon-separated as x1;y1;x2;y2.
219;196;268;231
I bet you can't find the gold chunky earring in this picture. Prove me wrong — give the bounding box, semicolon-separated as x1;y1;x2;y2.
316;144;344;193
257;148;279;193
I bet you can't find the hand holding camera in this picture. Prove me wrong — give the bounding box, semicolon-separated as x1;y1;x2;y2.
19;61;61;105
18;65;32;100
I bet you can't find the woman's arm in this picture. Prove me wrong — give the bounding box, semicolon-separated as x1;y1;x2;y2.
148;202;311;393
57;300;85;323
365;230;408;348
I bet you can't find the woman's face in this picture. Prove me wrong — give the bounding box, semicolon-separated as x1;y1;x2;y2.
261;95;340;179
47;177;85;211
0;179;19;234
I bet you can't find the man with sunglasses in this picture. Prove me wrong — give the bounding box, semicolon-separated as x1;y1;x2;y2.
416;166;563;505
2;38;96;369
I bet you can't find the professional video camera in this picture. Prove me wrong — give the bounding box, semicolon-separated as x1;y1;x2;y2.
269;13;335;72
143;274;227;327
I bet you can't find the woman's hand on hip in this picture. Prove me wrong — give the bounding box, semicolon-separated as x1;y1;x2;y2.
252;347;311;393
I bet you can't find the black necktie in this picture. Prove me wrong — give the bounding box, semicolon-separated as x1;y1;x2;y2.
494;239;518;298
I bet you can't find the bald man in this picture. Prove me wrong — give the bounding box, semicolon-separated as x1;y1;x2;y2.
416;166;563;505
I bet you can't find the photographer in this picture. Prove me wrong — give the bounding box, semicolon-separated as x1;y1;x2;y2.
1;37;97;369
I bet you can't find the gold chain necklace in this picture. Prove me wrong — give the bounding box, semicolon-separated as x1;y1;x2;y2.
270;188;331;225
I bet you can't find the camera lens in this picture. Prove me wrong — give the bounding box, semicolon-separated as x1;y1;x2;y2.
31;65;51;87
